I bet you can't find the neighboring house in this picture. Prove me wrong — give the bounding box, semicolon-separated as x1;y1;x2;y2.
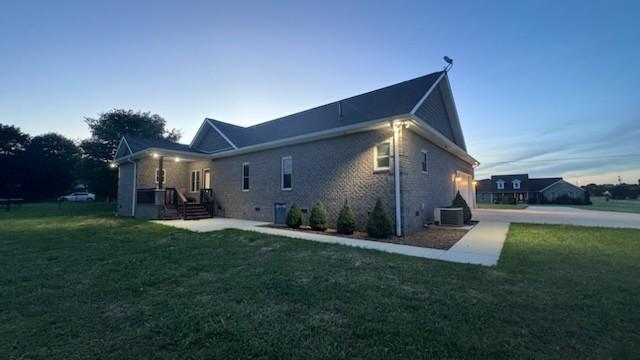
476;174;585;204
113;70;478;236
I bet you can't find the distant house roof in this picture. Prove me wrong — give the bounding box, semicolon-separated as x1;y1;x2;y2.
529;177;563;192
476;174;566;193
205;71;445;148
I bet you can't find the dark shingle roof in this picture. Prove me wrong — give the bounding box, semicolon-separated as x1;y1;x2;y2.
208;72;444;148
477;175;564;193
124;135;203;154
529;177;562;191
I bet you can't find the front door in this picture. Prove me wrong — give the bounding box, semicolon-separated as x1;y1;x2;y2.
203;169;211;189
274;203;287;225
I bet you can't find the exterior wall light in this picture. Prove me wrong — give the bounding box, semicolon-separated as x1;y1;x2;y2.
109;162;117;169
152;152;159;158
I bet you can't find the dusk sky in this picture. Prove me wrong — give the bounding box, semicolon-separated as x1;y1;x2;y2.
1;0;638;185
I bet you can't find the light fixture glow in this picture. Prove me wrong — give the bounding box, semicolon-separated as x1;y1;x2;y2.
455;176;462;182
109;162;117;168
152;152;159;158
174;157;180;162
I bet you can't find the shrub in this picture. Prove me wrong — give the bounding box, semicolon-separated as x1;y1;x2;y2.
336;200;356;235
286;203;304;229
309;201;328;231
366;198;393;238
452;191;472;223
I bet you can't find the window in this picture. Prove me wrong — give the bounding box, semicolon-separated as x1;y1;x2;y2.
496;179;505;190
512;179;521;190
155;168;166;184
374;142;391;171
190;170;201;192
420;150;428;173
281;156;292;190
242;162;250;191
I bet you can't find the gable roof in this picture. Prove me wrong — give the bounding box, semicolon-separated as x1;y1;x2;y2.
528;177;563;192
205;71;447;148
114;135;206;160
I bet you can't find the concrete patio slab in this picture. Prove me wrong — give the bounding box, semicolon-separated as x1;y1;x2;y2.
153;217;509;267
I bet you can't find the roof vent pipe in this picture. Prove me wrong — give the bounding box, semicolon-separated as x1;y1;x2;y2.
337;101;343;121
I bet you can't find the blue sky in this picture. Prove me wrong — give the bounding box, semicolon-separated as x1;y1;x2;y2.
1;0;638;184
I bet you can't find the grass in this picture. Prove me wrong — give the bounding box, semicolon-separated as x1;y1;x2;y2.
572;196;640;214
476;203;528;209
1;203;639;359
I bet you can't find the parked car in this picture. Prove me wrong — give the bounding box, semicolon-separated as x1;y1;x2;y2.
58;192;96;202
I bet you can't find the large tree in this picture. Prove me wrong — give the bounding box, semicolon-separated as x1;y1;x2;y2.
23;133;80;200
78;109;181;199
0;124;31;198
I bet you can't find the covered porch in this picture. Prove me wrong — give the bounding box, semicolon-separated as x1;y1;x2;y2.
134;150;216;220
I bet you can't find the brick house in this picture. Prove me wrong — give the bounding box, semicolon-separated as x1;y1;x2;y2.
114;70;478;236
475;174;586;204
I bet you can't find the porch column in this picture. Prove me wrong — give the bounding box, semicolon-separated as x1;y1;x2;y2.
158;155;164;190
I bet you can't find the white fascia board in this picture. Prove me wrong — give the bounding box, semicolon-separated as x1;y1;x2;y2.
407;115;479;166
438;74;467;151
538;180;585;193
114;137;133;161
115;147;211;163
409;71;447;115
207;115;404;160
206;119;238;149
189;119;211;148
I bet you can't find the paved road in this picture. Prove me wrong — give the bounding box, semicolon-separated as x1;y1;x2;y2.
473;206;640;229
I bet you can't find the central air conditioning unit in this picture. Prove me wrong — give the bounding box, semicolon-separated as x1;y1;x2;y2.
434;207;464;226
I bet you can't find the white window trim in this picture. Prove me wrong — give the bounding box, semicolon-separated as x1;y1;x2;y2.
190;170;201;193
155;168;166;184
512;179;521;190
496;179;505;190
420;149;428;174
281;156;293;191
374;141;391;171
241;162;250;192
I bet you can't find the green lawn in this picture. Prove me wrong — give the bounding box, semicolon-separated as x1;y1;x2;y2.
1;204;639;359
573;196;640;214
476;203;528;210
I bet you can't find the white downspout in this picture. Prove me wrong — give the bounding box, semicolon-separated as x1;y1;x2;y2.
128;159;137;217
393;122;402;236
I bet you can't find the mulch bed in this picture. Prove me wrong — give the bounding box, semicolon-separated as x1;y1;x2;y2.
260;224;469;250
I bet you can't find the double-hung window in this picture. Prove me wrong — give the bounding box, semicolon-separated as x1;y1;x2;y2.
190;170;201;192
242;162;250;191
374;142;391;171
496;180;505;190
420;150;428;173
281;156;292;190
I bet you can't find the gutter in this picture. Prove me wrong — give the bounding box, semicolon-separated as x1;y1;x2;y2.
392;122;402;236
127;158;137;217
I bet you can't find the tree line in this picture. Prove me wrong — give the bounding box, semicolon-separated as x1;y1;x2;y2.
582;182;640;200
0;109;180;201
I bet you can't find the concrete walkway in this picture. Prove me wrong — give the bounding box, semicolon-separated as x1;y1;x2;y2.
152;218;509;266
474;206;640;229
